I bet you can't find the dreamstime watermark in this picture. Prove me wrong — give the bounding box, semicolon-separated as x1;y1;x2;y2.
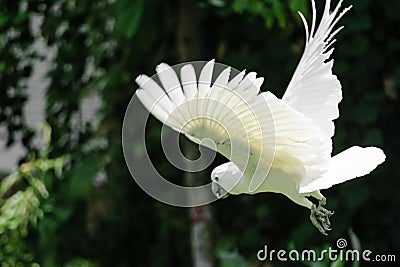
122;61;275;207
256;238;396;263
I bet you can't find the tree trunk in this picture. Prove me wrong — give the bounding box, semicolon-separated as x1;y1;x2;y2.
177;1;214;267
177;0;202;61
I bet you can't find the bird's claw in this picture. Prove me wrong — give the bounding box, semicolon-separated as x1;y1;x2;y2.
310;199;334;235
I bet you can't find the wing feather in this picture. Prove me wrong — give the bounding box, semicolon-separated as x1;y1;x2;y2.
156;63;185;106
283;0;352;137
136;61;266;165
180;64;197;100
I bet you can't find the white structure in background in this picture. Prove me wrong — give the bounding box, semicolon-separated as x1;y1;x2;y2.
0;16;101;175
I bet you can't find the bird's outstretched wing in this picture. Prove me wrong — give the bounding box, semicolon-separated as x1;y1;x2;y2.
136;60;271;167
282;0;352;137
135;60;327;184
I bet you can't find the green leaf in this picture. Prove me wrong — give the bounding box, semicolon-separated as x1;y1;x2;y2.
289;0;308;16
330;259;345;267
232;0;248;13
271;0;286;28
114;0;145;39
0;173;22;199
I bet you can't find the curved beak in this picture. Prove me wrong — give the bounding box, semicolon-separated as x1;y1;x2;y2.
211;182;230;199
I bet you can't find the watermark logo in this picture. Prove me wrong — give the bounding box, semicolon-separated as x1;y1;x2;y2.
336;238;347;249
256;238;396;263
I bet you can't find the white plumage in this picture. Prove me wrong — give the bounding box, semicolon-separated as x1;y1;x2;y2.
135;0;385;234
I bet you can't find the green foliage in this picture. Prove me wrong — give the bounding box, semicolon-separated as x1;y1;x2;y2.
0;0;399;266
209;0;308;28
218;250;248;267
0;0;36;150
112;0;144;38
0;186;40;265
64;258;97;267
0;125;69;265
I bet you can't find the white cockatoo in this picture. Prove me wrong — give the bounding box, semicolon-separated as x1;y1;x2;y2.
135;0;385;234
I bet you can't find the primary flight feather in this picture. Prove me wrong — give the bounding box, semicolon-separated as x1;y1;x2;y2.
135;0;385;235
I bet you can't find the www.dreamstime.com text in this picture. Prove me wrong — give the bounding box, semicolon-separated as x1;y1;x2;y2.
257;238;396;263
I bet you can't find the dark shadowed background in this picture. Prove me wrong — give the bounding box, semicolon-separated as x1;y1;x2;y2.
0;0;399;266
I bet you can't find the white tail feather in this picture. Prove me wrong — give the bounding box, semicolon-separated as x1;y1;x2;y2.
300;146;386;193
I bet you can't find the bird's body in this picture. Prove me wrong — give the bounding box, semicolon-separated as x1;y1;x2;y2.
135;0;385;234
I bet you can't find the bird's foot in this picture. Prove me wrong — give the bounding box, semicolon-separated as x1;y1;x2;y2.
310;198;334;235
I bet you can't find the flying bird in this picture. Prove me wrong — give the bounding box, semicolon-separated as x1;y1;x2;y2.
135;0;385;235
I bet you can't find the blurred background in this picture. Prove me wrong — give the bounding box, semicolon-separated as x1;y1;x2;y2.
0;0;399;266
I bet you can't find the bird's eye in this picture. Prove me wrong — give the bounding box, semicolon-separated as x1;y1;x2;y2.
214;176;219;182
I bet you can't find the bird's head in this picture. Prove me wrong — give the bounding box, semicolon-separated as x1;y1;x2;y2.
211;162;243;199
211;180;229;199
